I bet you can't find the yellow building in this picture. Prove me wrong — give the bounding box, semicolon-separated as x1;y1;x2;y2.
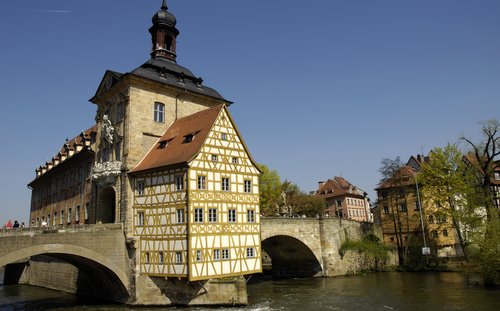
130;105;261;280
29;1;261;282
375;155;462;263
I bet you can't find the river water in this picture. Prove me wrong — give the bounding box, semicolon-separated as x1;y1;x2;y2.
0;272;498;311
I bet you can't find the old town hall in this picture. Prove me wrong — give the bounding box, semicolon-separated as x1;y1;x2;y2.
28;1;262;285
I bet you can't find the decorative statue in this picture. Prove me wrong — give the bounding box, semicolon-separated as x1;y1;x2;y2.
102;115;114;145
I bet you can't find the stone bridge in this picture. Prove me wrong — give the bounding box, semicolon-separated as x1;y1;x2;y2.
260;217;376;277
0;218;379;304
0;224;132;303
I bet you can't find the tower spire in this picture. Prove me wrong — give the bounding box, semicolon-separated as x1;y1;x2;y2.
149;0;179;61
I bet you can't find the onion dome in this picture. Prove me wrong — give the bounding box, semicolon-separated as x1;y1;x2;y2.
152;0;178;30
149;0;180;61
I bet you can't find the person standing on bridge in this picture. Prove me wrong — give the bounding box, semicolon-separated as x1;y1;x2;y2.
13;220;19;229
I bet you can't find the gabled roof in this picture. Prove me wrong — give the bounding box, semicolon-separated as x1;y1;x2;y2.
316;176;365;199
130;105;225;173
376;166;417;190
91;70;124;101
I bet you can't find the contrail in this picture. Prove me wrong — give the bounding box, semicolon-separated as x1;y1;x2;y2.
25;9;72;13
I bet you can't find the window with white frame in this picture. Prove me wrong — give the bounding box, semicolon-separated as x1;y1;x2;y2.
194;208;204;223
222;249;230;260
211;154;218;162
228;209;236;223
246;247;255;258
138;211;145;226
213;249;220;261
247;209;255;223
197;176;206;190
176;209;185;223
176;252;183;264
159;252;164;264
154;102;165;123
221;133;227;140
137;181;145;196
209;208;217;223
232;157;238;164
196;250;202;262
222;177;230;191
175;175;184;191
145;252;150;263
244;180;252;193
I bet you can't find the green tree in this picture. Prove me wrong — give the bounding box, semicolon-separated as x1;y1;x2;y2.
460;119;500;284
418;144;480;260
461;119;500;221
280;181;325;217
258;164;282;216
290;194;325;217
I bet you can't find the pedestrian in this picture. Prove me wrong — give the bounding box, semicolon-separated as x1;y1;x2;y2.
20;222;25;229
5;220;13;229
13;220;19;229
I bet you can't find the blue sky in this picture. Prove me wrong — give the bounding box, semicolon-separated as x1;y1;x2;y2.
0;0;499;224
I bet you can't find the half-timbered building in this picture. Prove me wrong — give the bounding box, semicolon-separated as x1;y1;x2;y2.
28;1;261;285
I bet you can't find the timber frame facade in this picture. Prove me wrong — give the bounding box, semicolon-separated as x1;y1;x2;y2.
131;106;261;281
28;2;262;284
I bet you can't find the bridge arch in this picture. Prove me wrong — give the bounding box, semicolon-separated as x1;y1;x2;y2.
261;235;323;278
0;243;130;301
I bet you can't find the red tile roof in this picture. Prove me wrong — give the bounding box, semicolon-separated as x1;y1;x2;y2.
376;165;417;190
316;176;365;199
130;105;224;173
31;125;97;182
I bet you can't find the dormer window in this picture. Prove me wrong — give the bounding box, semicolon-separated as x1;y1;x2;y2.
159;141;168;149
183;132;198;143
158;139;172;149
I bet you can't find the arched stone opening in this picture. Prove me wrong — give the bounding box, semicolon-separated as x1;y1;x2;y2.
96;186;116;224
261;235;323;278
0;245;130;303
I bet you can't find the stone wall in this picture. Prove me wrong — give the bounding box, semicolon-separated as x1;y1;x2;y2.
261;217;392;277
134;275;247;306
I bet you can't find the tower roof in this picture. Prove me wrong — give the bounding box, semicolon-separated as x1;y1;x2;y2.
150;0;179;35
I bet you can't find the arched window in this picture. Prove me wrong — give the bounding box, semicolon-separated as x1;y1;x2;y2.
154;102;165;123
164;35;172;51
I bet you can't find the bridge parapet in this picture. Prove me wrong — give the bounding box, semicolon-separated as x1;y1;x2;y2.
0;223;123;237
